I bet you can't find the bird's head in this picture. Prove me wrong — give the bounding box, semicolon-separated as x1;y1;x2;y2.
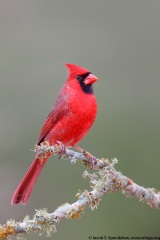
65;63;98;94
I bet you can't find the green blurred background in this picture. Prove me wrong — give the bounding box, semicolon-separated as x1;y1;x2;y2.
0;0;160;239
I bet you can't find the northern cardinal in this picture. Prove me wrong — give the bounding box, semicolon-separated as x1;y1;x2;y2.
11;63;98;205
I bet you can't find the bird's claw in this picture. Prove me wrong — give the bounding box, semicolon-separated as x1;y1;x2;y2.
74;146;97;169
55;141;66;158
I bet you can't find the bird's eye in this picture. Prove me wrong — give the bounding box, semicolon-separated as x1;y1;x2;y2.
76;75;82;81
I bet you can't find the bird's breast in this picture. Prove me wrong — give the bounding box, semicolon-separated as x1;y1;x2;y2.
46;92;97;146
64;92;97;145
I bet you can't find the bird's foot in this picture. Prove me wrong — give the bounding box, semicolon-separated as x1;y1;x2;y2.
55;141;66;158
74;145;97;169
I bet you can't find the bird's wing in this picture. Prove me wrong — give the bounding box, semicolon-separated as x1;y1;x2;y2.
37;93;69;145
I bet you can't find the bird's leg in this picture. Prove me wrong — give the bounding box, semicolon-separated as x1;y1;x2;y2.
73;145;85;153
73;145;94;158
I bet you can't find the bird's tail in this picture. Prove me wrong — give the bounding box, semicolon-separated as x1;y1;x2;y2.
11;157;48;205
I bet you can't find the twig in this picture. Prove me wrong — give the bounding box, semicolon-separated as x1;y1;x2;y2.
1;142;160;239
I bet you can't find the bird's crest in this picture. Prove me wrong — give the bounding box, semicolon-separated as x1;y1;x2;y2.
65;63;90;78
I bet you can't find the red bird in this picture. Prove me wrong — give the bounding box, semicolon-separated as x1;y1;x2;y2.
11;63;98;205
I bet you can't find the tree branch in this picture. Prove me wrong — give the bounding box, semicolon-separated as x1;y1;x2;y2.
1;142;160;239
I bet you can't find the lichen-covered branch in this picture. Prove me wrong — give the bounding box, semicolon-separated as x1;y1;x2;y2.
1;142;160;239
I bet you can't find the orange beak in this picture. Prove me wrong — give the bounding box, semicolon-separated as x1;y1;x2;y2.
84;73;98;85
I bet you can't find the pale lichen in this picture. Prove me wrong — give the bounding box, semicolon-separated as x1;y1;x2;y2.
33;209;56;237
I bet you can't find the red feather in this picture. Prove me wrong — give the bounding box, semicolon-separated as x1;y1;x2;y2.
11;63;98;204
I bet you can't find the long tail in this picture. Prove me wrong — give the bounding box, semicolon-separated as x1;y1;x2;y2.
11;157;48;205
